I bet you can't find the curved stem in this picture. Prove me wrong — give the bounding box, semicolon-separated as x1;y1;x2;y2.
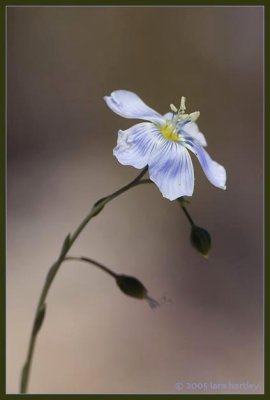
180;204;194;226
70;168;150;246
177;197;194;226
64;256;118;279
20;168;152;393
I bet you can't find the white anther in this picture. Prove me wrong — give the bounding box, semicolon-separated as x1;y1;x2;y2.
170;104;178;113
180;96;186;114
189;111;200;122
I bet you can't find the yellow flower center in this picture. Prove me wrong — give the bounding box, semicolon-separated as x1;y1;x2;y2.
160;123;179;142
159;96;200;142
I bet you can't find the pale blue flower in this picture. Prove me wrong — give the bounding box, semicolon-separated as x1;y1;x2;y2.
104;90;226;201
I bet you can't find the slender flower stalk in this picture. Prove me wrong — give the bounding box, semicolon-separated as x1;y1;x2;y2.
20;168;151;394
177;197;194;226
65;256;118;278
177;198;211;257
64;256;159;307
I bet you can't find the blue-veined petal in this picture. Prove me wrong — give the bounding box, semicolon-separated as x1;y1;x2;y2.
181;121;207;147
113;122;164;169
183;138;226;190
148;141;194;201
104;90;164;124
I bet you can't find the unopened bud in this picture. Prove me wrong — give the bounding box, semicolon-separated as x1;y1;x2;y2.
116;275;160;309
116;275;147;299
190;225;211;258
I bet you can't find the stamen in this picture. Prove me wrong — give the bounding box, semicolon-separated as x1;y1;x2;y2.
180;96;186;114
170;104;178;113
171;96;187;129
189;111;200;122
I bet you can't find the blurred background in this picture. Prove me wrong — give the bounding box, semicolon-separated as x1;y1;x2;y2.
7;6;263;394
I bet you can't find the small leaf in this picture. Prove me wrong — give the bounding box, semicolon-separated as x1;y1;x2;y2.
59;233;71;257
92;198;106;217
33;303;46;336
46;262;58;284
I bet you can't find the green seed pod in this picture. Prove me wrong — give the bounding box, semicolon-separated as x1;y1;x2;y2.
190;225;211;257
116;275;147;299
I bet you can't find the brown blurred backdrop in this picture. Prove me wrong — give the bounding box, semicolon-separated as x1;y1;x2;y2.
7;6;263;394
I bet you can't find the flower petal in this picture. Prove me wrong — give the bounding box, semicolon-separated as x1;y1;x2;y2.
148;141;194;200
104;90;164;124
113;122;163;169
163;112;174;120
183;138;226;190
181;121;207;147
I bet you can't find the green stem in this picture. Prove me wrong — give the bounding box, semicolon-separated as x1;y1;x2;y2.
65;256;118;279
177;197;195;226
20;168;151;394
70;168;150;246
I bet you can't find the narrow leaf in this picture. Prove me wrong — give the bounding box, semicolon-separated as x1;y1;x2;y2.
33;303;46;336
46;262;58;284
92;198;106;217
59;233;71;257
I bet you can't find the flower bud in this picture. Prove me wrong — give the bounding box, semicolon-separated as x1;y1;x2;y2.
190;225;211;257
116;275;147;299
116;275;160;309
